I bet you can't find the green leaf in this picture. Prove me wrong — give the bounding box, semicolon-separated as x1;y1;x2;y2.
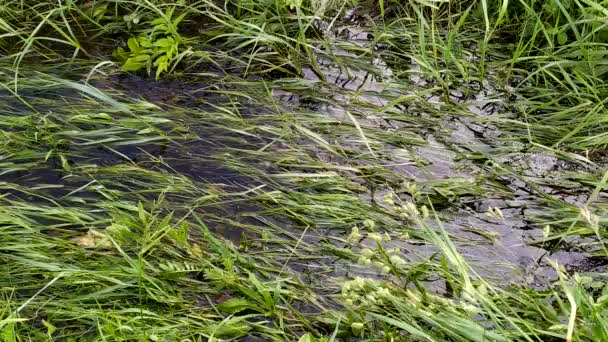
218;297;255;314
94;113;113;121
285;0;303;10
133;54;151;62
60;154;71;171
153;24;169;33
368;313;433;340
92;4;108;19
557;31;568;45
138;202;147;225
206;323;251;338
122;57;144;71
153;55;169;79
153;55;168;67
1;322;15;342
167;222;188;246
164;7;175;22
248;272;273;307
113;47;128;60
137;35;153;48
174;12;187;28
127;37;140;52
153;37;175;48
298;333;316;342
151;17;165;26
42;319;57;337
592;64;608;77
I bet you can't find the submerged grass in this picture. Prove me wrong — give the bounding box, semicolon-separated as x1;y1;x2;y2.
0;0;607;341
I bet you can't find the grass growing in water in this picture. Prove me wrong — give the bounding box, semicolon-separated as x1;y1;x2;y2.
0;0;607;341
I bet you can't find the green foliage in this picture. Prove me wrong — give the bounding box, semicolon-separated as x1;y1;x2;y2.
114;7;186;79
284;0;304;11
298;333;330;342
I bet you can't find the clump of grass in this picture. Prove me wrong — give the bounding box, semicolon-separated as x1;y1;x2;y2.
332;194;608;341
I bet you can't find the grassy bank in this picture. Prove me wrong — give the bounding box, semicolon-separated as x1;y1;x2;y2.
0;0;607;341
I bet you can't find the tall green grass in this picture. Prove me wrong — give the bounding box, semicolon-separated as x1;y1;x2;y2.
0;0;607;341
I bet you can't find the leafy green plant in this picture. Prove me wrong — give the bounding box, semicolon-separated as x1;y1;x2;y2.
114;7;186;79
284;0;304;11
298;333;330;342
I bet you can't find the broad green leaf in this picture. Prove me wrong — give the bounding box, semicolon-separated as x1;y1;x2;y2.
217;297;255;314
205;322;251;338
153;37;175;48
113;47;128;60
154;55;169;79
0;322;15;341
558;31;568;45
133;54;151;62
137;35;153;48
153;24;168;33
151;17;165;26
298;333;316;342
127;37;140;52
93;4;108;19
122;58;144;71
